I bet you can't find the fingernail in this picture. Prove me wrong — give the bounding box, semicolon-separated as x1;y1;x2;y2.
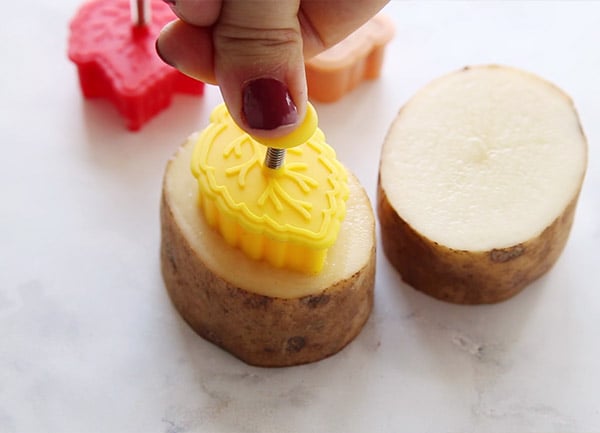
155;38;175;67
242;78;298;130
162;0;176;5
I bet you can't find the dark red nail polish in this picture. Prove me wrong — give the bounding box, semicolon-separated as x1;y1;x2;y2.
162;0;176;5
242;78;298;130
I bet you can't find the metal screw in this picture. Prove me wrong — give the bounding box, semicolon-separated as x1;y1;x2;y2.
259;103;318;171
264;147;286;170
131;0;151;27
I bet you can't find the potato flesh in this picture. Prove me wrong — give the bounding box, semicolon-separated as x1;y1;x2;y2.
165;138;374;299
380;66;587;251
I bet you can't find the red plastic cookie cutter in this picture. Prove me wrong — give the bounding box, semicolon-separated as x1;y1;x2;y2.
68;0;204;131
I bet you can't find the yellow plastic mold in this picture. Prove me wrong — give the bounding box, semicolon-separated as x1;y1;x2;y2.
191;103;349;274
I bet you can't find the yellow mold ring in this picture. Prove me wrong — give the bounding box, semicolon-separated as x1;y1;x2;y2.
190;103;349;274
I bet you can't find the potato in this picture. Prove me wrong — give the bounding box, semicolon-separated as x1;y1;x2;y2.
378;65;587;304
161;138;375;367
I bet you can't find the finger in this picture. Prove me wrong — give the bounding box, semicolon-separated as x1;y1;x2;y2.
156;19;217;84
300;0;391;58
213;0;306;139
163;0;222;27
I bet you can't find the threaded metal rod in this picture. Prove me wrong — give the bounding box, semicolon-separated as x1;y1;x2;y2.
264;147;286;170
131;0;151;26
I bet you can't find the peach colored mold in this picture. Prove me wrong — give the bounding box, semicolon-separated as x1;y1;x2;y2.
305;14;395;103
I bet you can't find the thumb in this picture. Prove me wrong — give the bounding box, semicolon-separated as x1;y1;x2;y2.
213;0;306;139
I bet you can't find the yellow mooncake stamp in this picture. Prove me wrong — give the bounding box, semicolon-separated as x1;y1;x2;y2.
191;103;349;274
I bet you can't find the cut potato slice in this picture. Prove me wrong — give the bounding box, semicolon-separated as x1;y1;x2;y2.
161;138;375;366
378;65;587;304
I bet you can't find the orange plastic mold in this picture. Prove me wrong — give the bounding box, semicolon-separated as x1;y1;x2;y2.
305;14;395;103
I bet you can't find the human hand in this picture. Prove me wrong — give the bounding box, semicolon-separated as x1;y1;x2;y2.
156;0;389;138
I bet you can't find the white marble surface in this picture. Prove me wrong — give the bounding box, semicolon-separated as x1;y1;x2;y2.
1;1;600;432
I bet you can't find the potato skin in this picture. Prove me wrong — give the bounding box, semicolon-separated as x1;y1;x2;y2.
377;180;580;304
160;189;375;367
